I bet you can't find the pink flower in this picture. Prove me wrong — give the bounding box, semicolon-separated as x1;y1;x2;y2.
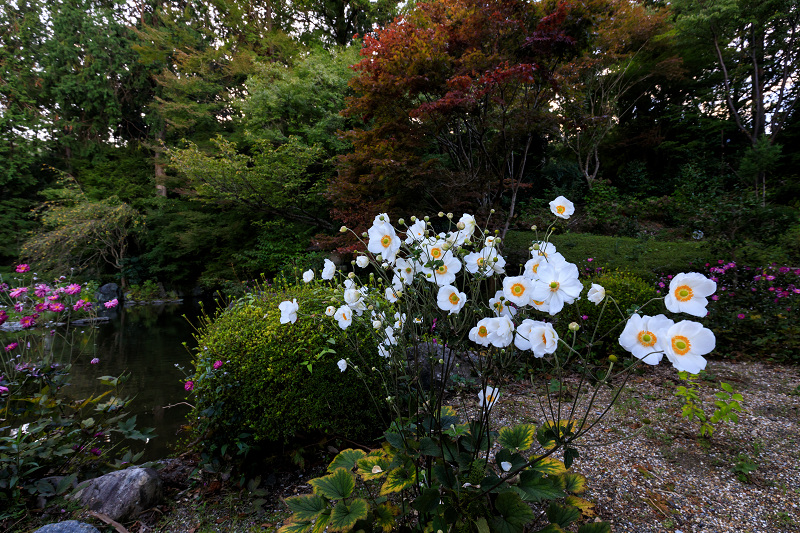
0;283;8;292
580;315;588;321
0;310;7;326
14;302;23;313
9;287;28;298
20;316;36;328
90;448;101;456
213;360;223;370
4;342;18;352
766;275;776;281
718;260;724;264
73;299;89;311
711;295;719;301
15;264;30;273
587;258;593;262
34;302;48;312
34;284;51;298
737;313;746;319
90;358;100;364
65;284;82;295
104;298;118;309
184;381;194;391
48;294;60;301
0;386;8;395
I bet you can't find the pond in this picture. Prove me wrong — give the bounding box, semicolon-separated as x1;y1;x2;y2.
59;299;216;461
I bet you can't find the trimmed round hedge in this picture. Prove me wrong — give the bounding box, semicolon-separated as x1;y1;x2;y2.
190;284;385;458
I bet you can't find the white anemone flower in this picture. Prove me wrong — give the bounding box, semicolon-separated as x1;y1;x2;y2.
394;312;406;329
404;219;427;244
302;269;314;283
523;252;567;280
425;254;462;286
618;314;673;365
344;287;365;312
531;241;558;259
337;359;347;372
587;284;606;305
356;256;370;268
489;290;516;318
469;317;494;347
367;214;401;264
385;286;401;303
549;196;575;219
383;326;398;346
325;305;336;316
378;345;391;358
665;272;717;317
335;305;353;330
393;257;417;285
279;299;299;324
479;386;500;411
421;238;449;265
485;236;497;247
487;316;515;348
502;276;534;307
321;259;336;280
465;247;505;276
437;285;466;315
453;213;477;245
530;262;582;315
515;320;558;357
663;320;716;374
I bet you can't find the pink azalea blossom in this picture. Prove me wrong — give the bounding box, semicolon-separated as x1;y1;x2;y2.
15;264;30;273
104;298;118;309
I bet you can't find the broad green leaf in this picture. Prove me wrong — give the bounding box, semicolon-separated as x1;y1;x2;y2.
310;468;355;500
499;424;536;451
533;525;567;533
412;487;440;514
311;511;331;533
517;471;565;502
285;494;328;521
328;498;369;532
546;503;580;528
357;455;390;480
380;465;417;495
490;491;535;533
530;457;567;475
328;449;366;472
577;522;612;533
559;473;586;494
278;519;313;533
384;432;406;451
475;517;490;533
563;447;579;469
565;496;596;517
373;503;400;533
419;437;442;457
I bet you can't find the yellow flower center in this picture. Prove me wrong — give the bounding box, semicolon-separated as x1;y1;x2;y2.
541;333;547;344
476;257;485;267
341;312;348;320
530;263;539;274
675;285;693;302
448;292;460;305
671;335;691;356
436;265;448;275
637;330;656;347
486;393;496;404
549;281;560;292
556;205;566;214
431;248;442;259
532;299;545;306
511;283;525;297
478;326;488;337
381;235;392;248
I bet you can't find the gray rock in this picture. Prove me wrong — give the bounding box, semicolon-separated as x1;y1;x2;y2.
34;521;101;533
94;283;120;304
71;467;162;522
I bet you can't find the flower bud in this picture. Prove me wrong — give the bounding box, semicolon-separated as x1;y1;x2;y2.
533;243;540;250
424;216;430;222
442;243;451;251
490;209;495;214
372;320;382;329
446;212;453;219
531;225;537;230
348;272;356;279
398;218;405;225
438;212;444;217
569;322;580;331
362;232;368;238
438;358;444;364
608;354;618;363
340;226;347;233
457;221;465;230
411;216;417;222
379;214;385;221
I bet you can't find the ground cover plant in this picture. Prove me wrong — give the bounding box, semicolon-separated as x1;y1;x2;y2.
269;198;729;533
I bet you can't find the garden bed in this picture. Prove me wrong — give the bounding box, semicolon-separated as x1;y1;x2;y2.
22;360;800;533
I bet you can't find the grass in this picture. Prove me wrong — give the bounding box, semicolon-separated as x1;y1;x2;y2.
503;231;708;281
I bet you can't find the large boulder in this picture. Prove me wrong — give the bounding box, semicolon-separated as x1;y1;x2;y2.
71;467;162;522
34;521;101;533
94;283;121;304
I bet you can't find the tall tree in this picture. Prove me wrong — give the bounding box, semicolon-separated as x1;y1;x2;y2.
672;0;800;202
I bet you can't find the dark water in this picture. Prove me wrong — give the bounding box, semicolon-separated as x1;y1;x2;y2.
62;299;213;461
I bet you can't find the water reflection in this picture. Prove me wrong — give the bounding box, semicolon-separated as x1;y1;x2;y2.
62;299;213;461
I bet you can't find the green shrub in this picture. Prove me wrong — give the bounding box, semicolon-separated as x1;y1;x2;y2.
578;270;660;360
190;283;386;462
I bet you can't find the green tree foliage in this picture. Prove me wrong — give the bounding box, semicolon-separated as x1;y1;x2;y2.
291;0;401;47
21;176;143;286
